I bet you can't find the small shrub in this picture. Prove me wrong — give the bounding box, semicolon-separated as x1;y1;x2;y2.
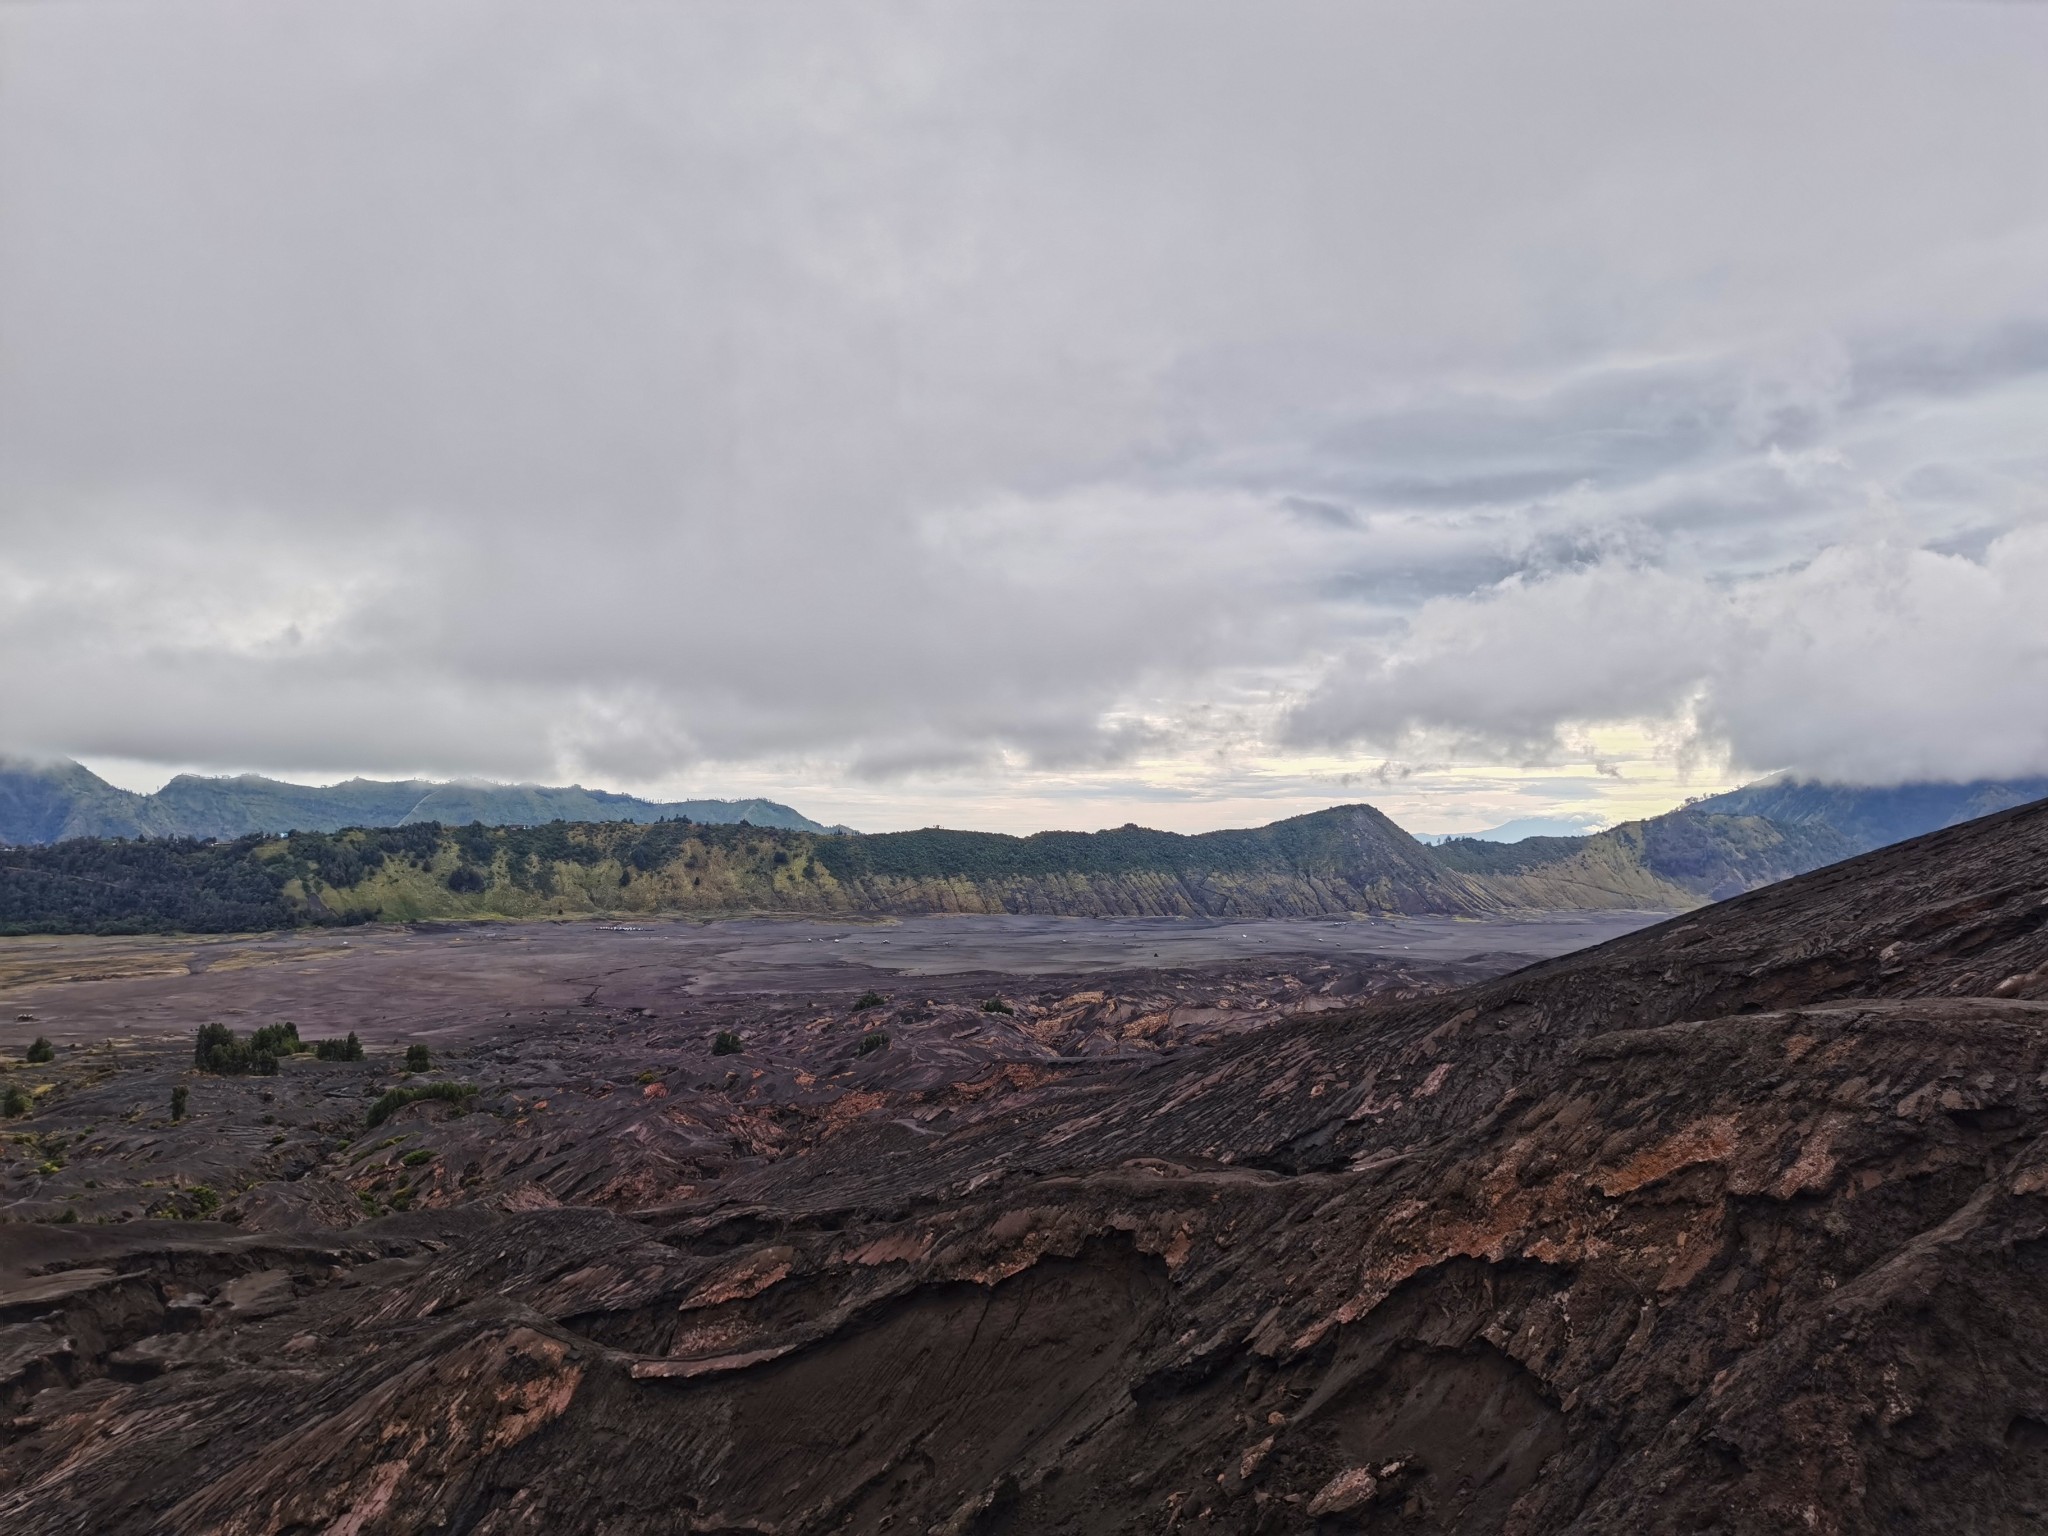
188;1184;220;1218
170;1084;189;1122
852;991;886;1012
635;1069;659;1084
857;1030;890;1056
446;864;488;894
364;1081;477;1130
401;1147;435;1167
314;1032;365;1062
981;997;1013;1015
25;1036;54;1063
1;1083;28;1118
710;1031;744;1056
404;1043;432;1072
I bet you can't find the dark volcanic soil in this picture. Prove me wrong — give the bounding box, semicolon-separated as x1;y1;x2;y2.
2;809;2047;1534
0;909;1655;1047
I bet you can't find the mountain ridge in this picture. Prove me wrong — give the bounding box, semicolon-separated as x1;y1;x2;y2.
0;757;839;842
3;777;2045;934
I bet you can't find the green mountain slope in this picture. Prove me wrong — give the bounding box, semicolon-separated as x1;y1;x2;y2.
0;758;836;843
800;804;1497;917
0;757;175;842
1431;808;1857;908
1684;774;2048;850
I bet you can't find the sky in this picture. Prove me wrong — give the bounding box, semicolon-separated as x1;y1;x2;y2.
4;1;2047;835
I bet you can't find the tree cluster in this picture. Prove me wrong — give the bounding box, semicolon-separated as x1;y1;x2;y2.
193;1020;308;1075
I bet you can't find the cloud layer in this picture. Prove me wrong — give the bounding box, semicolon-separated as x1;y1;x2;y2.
3;2;2047;829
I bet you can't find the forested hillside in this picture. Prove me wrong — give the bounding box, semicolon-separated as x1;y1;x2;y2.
4;782;2041;935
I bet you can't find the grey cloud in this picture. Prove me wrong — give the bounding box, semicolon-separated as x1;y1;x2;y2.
3;1;2048;819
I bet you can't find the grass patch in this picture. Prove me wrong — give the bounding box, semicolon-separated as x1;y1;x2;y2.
364;1081;476;1130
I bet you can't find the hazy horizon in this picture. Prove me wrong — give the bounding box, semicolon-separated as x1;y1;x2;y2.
7;3;2048;837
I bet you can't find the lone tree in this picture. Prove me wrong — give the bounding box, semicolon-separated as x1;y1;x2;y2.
405;1043;432;1072
171;1084;189;1122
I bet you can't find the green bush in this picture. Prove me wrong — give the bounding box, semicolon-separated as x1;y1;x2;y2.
852;991;886;1012
711;1030;744;1056
314;1032;365;1062
404;1043;432;1072
0;1082;28;1118
401;1147;435;1167
193;1022;279;1076
189;1184;220;1218
981;997;1013;1015
364;1081;476;1130
250;1021;306;1057
25;1036;54;1063
857;1030;890;1056
170;1084;189;1122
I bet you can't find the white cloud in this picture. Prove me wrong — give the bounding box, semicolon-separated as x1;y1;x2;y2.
1293;528;2048;786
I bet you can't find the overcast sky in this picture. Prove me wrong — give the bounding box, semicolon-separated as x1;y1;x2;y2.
5;2;2047;834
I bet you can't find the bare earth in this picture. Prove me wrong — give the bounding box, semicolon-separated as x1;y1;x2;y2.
0;910;1660;1050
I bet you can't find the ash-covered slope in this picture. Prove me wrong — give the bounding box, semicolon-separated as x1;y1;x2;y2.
5;804;2048;1533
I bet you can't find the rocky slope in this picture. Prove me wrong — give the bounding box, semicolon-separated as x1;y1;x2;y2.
3;795;2047;1530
